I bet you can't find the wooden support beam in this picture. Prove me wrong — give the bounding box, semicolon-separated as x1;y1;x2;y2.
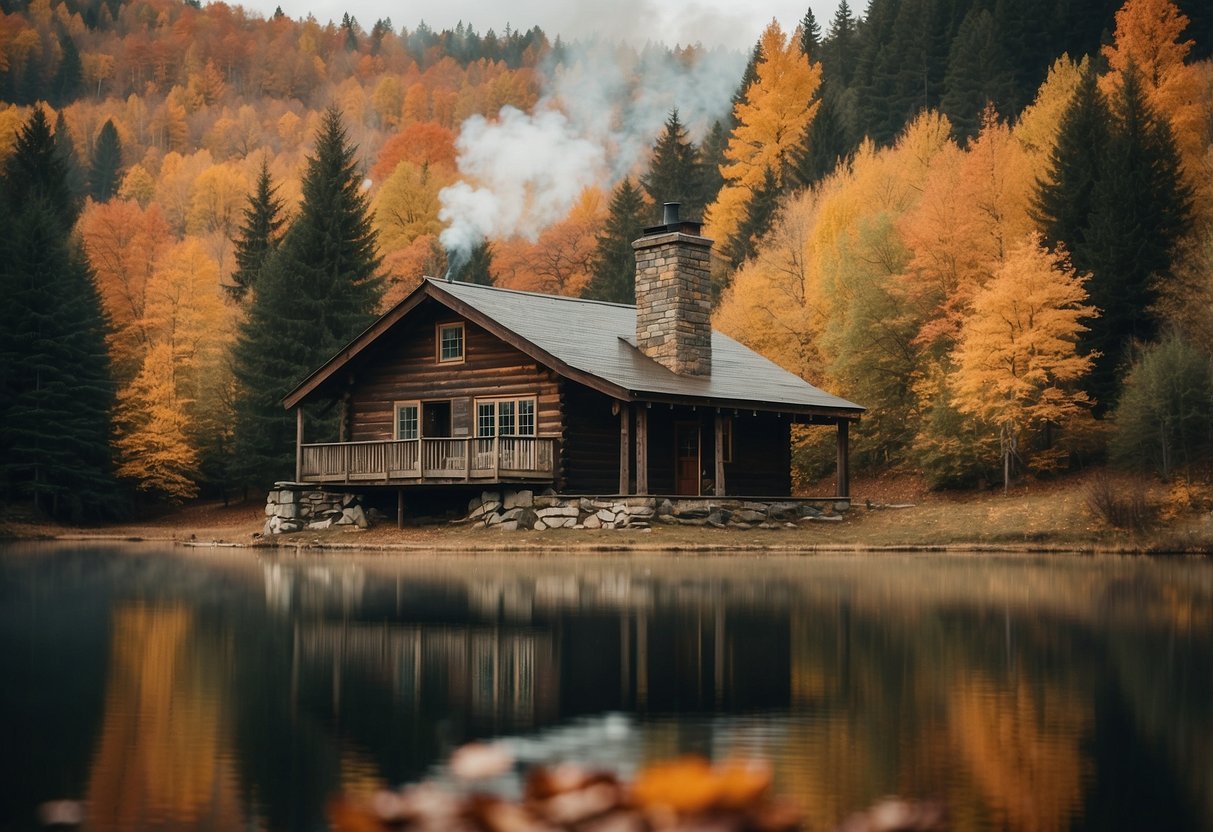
397;488;405;530
619;402;631;495
635;406;648;495
714;411;726;497
836;420;850;499
295;407;304;483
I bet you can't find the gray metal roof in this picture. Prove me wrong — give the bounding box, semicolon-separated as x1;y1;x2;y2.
427;278;863;415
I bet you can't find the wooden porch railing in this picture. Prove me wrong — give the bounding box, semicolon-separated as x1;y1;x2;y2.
298;437;556;484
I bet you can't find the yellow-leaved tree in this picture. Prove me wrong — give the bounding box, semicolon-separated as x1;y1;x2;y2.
114;341;200;501
950;234;1096;492
708;20;822;250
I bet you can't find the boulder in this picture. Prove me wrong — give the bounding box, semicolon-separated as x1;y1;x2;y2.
264;502;275;517
480;490;501;506
516;508;539;530
342;506;369;529
533;519;548;531
501;507;523;522
656;498;675;517
536;505;579;519
308;518;333;530
505;489;534;509
672;500;709;518
278;503;300;520
496;520;519;531
278;490;297;504
733;509;764;524
767;502;801;522
583;515;602;529
596;509;615;523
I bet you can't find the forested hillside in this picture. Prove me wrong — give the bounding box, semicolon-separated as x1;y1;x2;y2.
0;0;1210;516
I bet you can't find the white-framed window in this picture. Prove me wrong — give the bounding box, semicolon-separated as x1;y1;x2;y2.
394;401;420;440
475;397;537;437
437;322;465;363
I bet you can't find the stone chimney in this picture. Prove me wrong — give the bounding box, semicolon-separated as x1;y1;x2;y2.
632;203;713;376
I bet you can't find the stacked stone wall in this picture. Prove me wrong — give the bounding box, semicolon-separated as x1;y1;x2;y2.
633;232;712;376
463;489;850;531
264;483;369;535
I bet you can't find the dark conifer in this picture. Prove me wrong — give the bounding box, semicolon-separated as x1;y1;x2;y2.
1031;66;1111;266
583;179;649;304
0;110;115;520
232;107;383;487
227;158;285;301
940;7;1016;142
449;240;495;285
641;109;704;223
789;89;849;189
726;166;781;268
697;119;728;209
53;110;86;203
800;7;821;56
826;0;857;87
52;33;83;105
88;118;122;202
1078;61;1194;411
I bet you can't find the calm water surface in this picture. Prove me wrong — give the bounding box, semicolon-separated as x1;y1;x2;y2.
0;543;1210;831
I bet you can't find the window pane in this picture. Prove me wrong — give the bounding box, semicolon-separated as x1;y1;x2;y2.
477;403;495;437
440;324;464;361
518;400;535;435
499;401;515;435
397;405;418;440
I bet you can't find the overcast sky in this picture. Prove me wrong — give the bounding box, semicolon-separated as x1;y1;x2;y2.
237;0;843;52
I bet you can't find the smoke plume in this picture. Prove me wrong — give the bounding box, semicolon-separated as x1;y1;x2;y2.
438;39;745;264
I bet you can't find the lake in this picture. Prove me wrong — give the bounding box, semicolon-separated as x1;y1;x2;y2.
0;543;1209;831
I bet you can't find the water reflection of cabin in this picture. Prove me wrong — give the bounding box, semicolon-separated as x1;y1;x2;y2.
282;207;864;499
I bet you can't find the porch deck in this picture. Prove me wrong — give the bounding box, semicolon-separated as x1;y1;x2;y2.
299;437;557;485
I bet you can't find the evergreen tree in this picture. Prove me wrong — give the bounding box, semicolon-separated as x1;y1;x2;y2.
641;109;704;222
800;7;821;55
1031;66;1111;266
790;88;850;189
583;179;649;304
88;119;122;202
697;119;728;209
52;33;83;105
726;166;781;268
53;111;86;204
227;158;285;301
449;240;494;284
940;7;1016;141
0;110;115;520
1078;61;1193;411
232;107;383;487
3;107;76;228
826;0;857;87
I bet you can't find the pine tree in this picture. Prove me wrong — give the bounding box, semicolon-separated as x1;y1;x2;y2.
1078;61;1193;411
88;119;123;202
0;110;115;520
940;7;1016;142
726;166;781;268
583;179;649;304
449;240;494;285
641;109;704;223
789;88;850;189
52;33;83;106
826;0;857;87
53;111;86;204
1031;66;1111;266
232;107;383;488
227;159;285;301
697;120;728;209
3;108;77;229
800;7;821;56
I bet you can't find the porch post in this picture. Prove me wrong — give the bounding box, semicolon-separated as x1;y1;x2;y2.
836;419;850;499
295;407;304;483
397;488;405;530
635;405;648;495
619;402;631;495
714;411;726;497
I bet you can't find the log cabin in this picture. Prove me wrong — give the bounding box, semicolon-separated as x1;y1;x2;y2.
281;205;863;501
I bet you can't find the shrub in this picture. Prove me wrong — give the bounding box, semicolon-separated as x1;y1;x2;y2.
1084;474;1155;532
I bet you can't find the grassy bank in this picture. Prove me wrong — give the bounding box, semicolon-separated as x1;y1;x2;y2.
3;469;1211;554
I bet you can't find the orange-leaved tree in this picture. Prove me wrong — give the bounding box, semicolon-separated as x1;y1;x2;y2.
950;233;1095;492
708;20;822;250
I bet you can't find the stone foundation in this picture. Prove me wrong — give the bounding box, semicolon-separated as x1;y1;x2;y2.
463;489;850;531
264;482;369;535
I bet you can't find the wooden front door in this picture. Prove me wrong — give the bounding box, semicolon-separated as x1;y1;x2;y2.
674;422;700;495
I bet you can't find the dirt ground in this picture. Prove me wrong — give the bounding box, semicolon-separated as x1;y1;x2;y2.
4;468;1212;553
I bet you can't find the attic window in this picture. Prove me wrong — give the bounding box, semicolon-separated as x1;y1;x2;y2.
437;322;464;363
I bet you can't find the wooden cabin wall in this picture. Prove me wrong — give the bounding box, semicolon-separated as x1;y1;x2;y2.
345;299;561;441
725;411;792;496
560;381;620;494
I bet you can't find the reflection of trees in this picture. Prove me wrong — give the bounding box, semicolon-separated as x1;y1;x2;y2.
948;675;1090;832
86;604;247;831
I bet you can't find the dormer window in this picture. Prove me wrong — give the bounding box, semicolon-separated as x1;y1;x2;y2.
437;322;464;363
